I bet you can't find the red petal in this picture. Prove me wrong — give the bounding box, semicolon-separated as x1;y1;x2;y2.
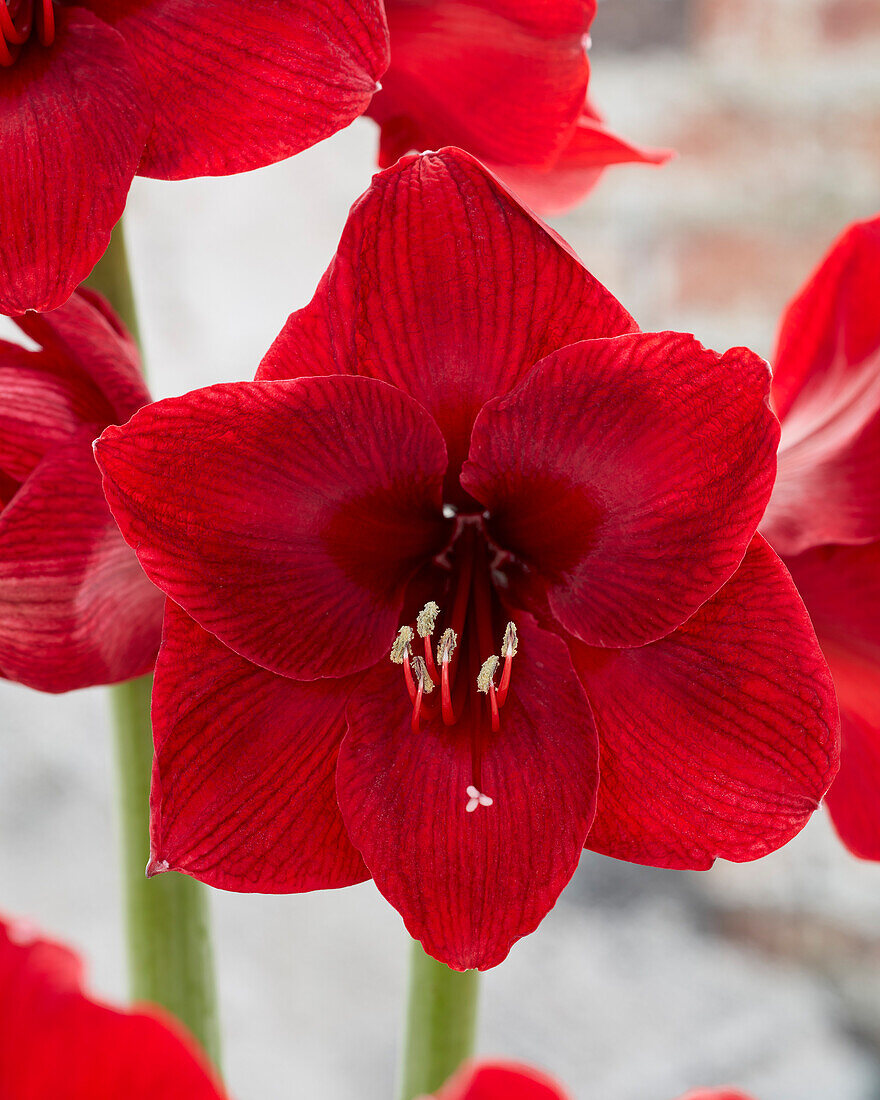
0;430;163;692
763;216;880;554
677;1093;756;1100
95;377;450;680
494;111;673;215
437;1060;572;1100
462;333;778;648
0;917;224;1099
336;618;598;970
0;8;151;314
150;601;368;891
569;536;838;869
81;0;388;179
368;0;592;170
258;149;635;495
784;542;880;859
15;289;149;421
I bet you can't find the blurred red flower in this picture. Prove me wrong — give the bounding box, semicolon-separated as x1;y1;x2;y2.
0;0;389;314
0;289;163;691
760;214;880;860
366;0;670;213
433;1062;757;1100
96;149;838;971
0;914;224;1099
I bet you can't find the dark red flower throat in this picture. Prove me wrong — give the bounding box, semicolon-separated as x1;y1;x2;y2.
0;0;54;64
391;516;519;814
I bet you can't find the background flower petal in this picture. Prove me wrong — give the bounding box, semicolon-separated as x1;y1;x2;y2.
96;377;450;680
337;619;598;971
570;537;839;869
461;333;778;648
151;601;368;892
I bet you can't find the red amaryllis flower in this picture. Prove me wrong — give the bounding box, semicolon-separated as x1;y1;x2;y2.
95;149;838;971
366;1;670;214
0;0;389;315
432;1062;756;1100
0;288;163;691
760;215;880;860
0;914;224;1099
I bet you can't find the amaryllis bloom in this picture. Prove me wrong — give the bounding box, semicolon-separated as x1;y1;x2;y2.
0;289;163;691
366;0;670;214
0;915;224;1099
0;0;389;315
432;1062;756;1100
96;149;838;971
760;215;880;860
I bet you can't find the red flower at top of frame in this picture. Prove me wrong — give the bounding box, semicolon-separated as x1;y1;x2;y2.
0;289;163;691
432;1062;756;1100
0;0;389;315
760;214;880;860
0;914;224;1100
95;149;839;971
366;0;671;214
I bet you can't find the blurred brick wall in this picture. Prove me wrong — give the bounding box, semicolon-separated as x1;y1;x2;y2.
557;0;880;360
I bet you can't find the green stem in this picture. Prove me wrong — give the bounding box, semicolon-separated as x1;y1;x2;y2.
398;940;480;1100
91;222;221;1067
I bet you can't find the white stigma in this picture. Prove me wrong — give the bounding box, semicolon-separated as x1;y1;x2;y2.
476;655;500;694
390;625;414;664
466;785;494;813
416;601;440;638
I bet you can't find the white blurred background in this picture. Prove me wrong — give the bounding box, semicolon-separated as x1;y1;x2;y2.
3;1;880;1097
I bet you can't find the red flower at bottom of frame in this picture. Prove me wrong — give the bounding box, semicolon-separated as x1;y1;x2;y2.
96;149;839;972
760;214;880;860
0;916;224;1099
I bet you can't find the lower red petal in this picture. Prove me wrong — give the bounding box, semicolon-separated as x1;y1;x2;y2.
437;1060;572;1100
0;8;151;313
151;602;368;891
571;537;839;869
337;619;598;970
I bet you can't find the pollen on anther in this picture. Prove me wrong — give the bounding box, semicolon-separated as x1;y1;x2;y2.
476;655;500;694
439;628;457;662
416;601;440;638
466;785;494;812
390;626;414;664
503;622;518;658
411;656;435;693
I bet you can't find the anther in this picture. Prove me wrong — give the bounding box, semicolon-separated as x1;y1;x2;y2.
390;626;413;665
466;785;494;813
416;601;440;638
497;621;518;707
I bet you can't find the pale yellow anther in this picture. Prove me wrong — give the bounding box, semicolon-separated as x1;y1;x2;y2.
438;628;458;663
503;622;518;659
390;625;414;664
476;655;500;694
416;601;440;638
411;656;435;694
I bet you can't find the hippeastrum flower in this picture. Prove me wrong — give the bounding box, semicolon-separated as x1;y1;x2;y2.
432;1062;756;1100
0;914;224;1099
96;149;838;971
366;0;670;214
760;214;880;860
0;0;389;315
0;288;163;691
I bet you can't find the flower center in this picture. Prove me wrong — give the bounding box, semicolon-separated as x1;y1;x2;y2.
1;0;55;66
389;520;519;814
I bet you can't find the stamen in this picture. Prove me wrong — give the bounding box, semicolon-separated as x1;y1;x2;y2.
37;0;54;46
390;626;414;664
466;785;494;813
409;656;434;735
497;621;518;707
439;628;458;725
476;655;499;694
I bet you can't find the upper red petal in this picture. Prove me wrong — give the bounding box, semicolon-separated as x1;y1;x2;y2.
570;536;839;869
0;917;224;1099
763;215;880;554
80;0;389;178
367;0;592;170
0;430;164;692
336;618;598;971
150;601;368;891
436;1060;572;1100
0;7;152;313
95;376;450;680
258;148;635;496
461;333;778;648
